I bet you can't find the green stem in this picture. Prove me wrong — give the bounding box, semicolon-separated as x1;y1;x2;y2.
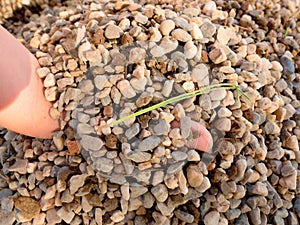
110;83;245;126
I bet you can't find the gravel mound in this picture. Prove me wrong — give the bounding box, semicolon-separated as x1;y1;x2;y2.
0;0;300;224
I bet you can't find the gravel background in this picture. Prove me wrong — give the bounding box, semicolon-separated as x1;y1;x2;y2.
0;0;300;224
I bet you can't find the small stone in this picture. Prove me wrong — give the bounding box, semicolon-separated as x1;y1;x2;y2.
151;171;164;186
93;157;114;173
8;159;28;174
187;149;201;161
69;174;88;195
45;87;58;102
80;135;103;151
209;89;227;101
127;151;152;163
218;107;232;117
159;20;175;36
204;211;220;225
215;118;231;131
110;210;124;223
130;185;148;198
249;207;261;225
174;210;194;223
285;135;299;151
105;24;123;39
191;63;209;87
187;164;203;187
117;79;136;98
171;29;192;42
275;79;288;92
150;45;165;58
15;197;40;221
172;151;187;161
77;123;94;135
149;27;162;41
162;79;174;98
217;26;231;45
36;67;50;78
125;123;141;140
94;75;110;91
248;182;268;196
190;23;203;40
151;184;168;202
264;120;280;135
281;164;295;177
129;47;146;63
53;135;64;151
153;119;170;136
56;206;75;224
134;13;148;24
184;41;197;59
180;116;191;138
280;55;295;75
279;170;297;189
200;22;216;38
160;37;178;54
138;136;161;151
43;73;56;87
209;47;227;64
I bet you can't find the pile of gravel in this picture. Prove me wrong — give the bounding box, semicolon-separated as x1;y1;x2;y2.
0;0;299;224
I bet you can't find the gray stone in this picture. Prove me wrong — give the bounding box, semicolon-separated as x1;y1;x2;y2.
127;151;152;163
151;184;168;202
93;157;114;173
204;211;220;225
180;116;191;138
171;151;188;161
80;135;103;151
130;184;148;198
153;120;170;136
125;123;141;140
280;55;295;75
174;210;194;223
138;136;161;151
200;22;216;38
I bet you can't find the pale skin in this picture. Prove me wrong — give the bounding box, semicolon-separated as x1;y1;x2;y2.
0;25;212;151
0;25;59;138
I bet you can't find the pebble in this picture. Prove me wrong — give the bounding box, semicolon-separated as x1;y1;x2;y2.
215;117;231;131
138;136;161;151
151;184;168;203
200;22;216;38
69;174;88;194
15;197;40;221
209;89;227;101
280;55;295;75
125;123;140;140
171;29;192;42
153;119;170;136
190;23;203;40
8;159;28;174
191;63;209;87
248;182;268;196
174;210;194;223
56;206;75;224
134;13;148;24
117;79;137;99
127;151;152;163
187;164;203;187
80;135;103;151
204;211;220;225
209;47;227;64
43;73;56;87
110;210;125;223
184;41;197;59
104;24;123;39
159;20;176;36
